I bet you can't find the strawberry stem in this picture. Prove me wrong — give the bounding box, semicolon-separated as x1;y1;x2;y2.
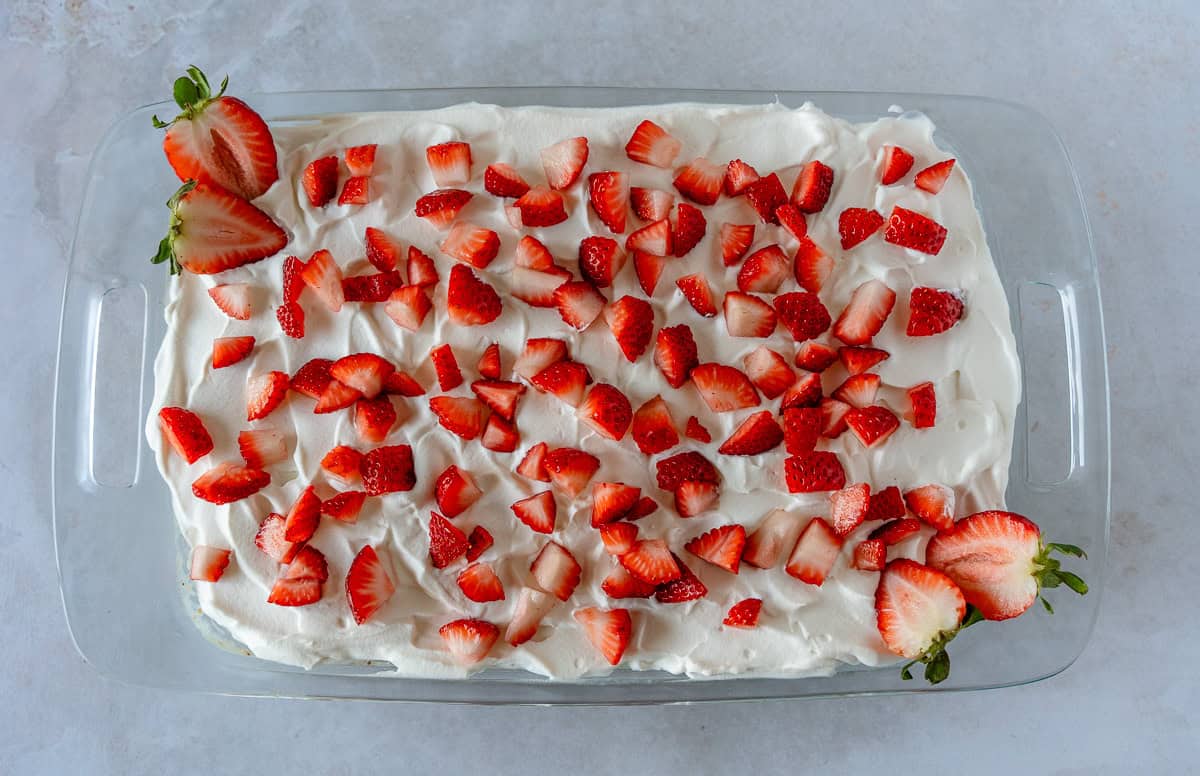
151;65;229;128
151;180;197;275
900;605;984;685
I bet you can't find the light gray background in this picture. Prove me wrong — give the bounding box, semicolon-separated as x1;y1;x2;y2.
3;1;1196;773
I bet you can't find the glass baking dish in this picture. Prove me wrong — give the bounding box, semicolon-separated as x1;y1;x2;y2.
53;87;1109;703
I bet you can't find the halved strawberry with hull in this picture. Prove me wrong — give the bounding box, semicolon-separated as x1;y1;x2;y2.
152;182;287;275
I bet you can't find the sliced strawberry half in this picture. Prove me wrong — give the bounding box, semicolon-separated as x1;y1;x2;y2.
795;341;838;372
514;185;568;227
852;539;887;572
189;545;231;582
742;508;798;569
743;172;788;224
846;406;900;448
283;484;321;543
337;175;370;206
429;396;488;440
685;524;746;574
515;235;555;270
601;562;657;599
625;218;673;255
591;481;641;526
579;236;626;288
158;407;213;463
724;598;763;628
654;555;708;603
457;561;505;603
630;187;674;221
775;203;808;241
365;226;403;271
633;250;668;296
207;283;252;320
674;480;720;517
505;587;557;645
778;372;821;412
880;145;915;185
737;245;790;294
833;279;896;345
620;539;681;585
588;171;628;233
914;159;956;194
441;222;500;269
446;264;502;326
599;522;639;556
321;490;366;523
255;513;300;563
743;345;795;398
514;338;568;381
246;370;289;421
531;361;590;407
676;273;718;317
383;285;432;331
691;363;759;412
484;162;531;198
884;206;948;255
905;484;955;531
604;295;654;362
791;160;835;213
820;398;852;438
439;618;499;664
574;607;632;665
313;379;361;414
579;384;633;441
794;237;833;293
435;465;482;517
832;373;881;408
511;490;557;534
907;381;937;428
653;324;699;389
414;188;472;229
511;266;568;308
541;136;588;190
426;141;472;186
786;517;843;586
874;559;966;660
554;281;607;330
838;207;884;250
719;223;755;266
829;482;870;537
516;442;551;482
301;156;338;208
430;344;463;391
543;447;600;498
839;346;890;375
673;157;723;206
330;353;393;399
344;144;376;176
466;525;495;562
775;291;832;343
153;182;287;275
625;120;681;168
238;427;285;468
672;202;706;257
722;291;777;340
361;444;415;495
684;416;710;443
320;444;363;484
724;159;760;196
406;246;439;286
718;411;783;456
346;545;396;624
655;451;720;491
429;511;469;568
530;541;582;600
298;250;345;311
784;451;846;493
631;395;679;456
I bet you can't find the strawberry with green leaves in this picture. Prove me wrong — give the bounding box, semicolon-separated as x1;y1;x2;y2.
152;181;286;275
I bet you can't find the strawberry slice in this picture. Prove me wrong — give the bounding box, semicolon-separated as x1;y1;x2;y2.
579;236;627;288
793;237;832;293
541;137;589;189
737;245;790;294
907;381;937;428
832;373;881;408
630;496;659;518
531;361;590;406
414;188;472;229
743;172;788;224
189;545;231;582
865;485;906;523
283;255;306;301
269;545;329;604
630;187;674;222
337;176;369;206
672;203;706;257
625;218;673;255
267;577;323;607
743;345;795;398
574;607;632;665
775;203;808;241
719;223;755;266
514;338;568;380
440;222;500;269
313;379;360;414
829;482;870;537
874;559;966;662
331;353;393;399
777;371;821;412
343;271;403;303
406;246;439;286
255;513;300;563
601;562;657;599
364;227;402;272
429;511;469;568
685;524;746;574
158;407;213;463
724;159;760;196
300;249;345;311
384;370;424;397
346;545;396;624
880;145;915;185
620;539;681;585
543;448;600;498
530;541;582;600
885;206;949;255
237;427;286;468
590;482;641;526
429;344;463;391
914;159;956;194
515;235;555;270
690;364;759;412
505;587;557;645
383;285;432;331
907;287;965;336
511;489;557;534
631;395;679;456
466;525;495;561
360;444;416;495
833;280;896;345
470;379;525;421
838;207;884;250
599;521;639;555
435;464;482;517
718;410;783;456
446;264;502;326
852;539;887;572
477;414;516;456
654;555;708;603
578;384;633;441
724;598;763;628
282;484;321;543
722;291;776;336
426;141;472;186
673;157;724;205
791;160;835;213
301;157;338;207
429;396;488;439
819;397;852;438
516;442;551;482
344;144;376;176
795;341;838;372
153;67;278;200
870;517;922;546
320;445;363;484
439;618;499;664
684;416;710;443
554;281;607;330
784;451;846;493
633;250;668;296
207;283;252;320
511;266;569;309
905;484;955;531
457;562;505;603
604;295;654;362
246;370;289;421
774;291;832;342
786;517;843;585
653;324;699;389
676;273;718;317
846;406;900;448
742;509;799;569
588;171;628;233
514;185;568;227
839;346;890;375
321;490;366;523
674;480;720;517
625;120;681;168
152;182;287;275
484;162;531;198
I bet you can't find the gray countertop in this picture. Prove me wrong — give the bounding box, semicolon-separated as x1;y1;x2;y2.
2;1;1197;772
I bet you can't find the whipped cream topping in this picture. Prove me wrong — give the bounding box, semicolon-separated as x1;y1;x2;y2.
145;102;1020;678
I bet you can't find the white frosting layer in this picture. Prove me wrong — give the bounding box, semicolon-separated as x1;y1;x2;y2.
146;102;1020;679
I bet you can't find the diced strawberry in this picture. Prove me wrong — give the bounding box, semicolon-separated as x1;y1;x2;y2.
344;144;376;176
574;607;632;665
591;481;641;526
516;442;551;482
346;545;395;624
579;236;626;288
603;295;654;362
684;416;711;443
673;157;723;205
655;451;720;491
406;246;439;286
510;265;570;309
674;480;720;517
719;223;755;266
158;407;213;463
446;264;502;326
819;397;852;438
601;562;657;599
255;513;300;563
439;618;499;664
717;410;783;456
775;291;832;342
426;141;472;186
599;521;639;556
343;271;403;303
515;235;555;270
737;245;790;294
504;204;523;229
298;250;345;311
672;203;706;257
363;227;402;272
246;370;289;421
384;370;424;397
833;280;896;345
630;395;679;456
791;160;834;213
676;273;718;317
870;517;922;546
723;598;762;627
846;406;900;448
480;414;519;452
530;541;582;600
441;222;500;269
654;555;708;603
268;570;325;607
742;345;795;398
588;171;628;233
653;324;699;389
470;379;525;422
907;381;937;428
282;255;305;304
907;287;965;337
361;444;416;495
724;159;760;196
633;250;668;296
743;172;788;224
320;444;363;484
429;511;469;568
429;344;463;391
435;464;482;518
690;363;760;412
880;145;914;185
780;371;822;410
865;485;906;523
476;343;501;380
914;159;956;194
554;281;607;330
784;451;846;493
625;120;681;168
429;396;489;439
466;525;495;561
685;524;746;574
625;218;673;255
874;559;965;658
505;587;557;645
838;207;884;249
207;283;252;320
514;338;568;381
839;346;890;376
786;517;843;585
630;187;674;221
275;301;304;338
237;426;286;468
829;482;870;537
541;137;589;190
741;508;798;569
531;361;590;406
782;406;822;456
832;373;881;408
457;561;505;603
383;285;432;331
313;379;361;414
620;539;681;585
337;175;370;206
515;185;569;227
484;162;531;198
354;397;396;443
543;447;600;498
885;206;949;255
794;341;838;372
283;484;321;543
331;353;394;399
321;490;366;523
578;384;633;441
905;484;956;531
302;156;339;207
414;188;472;229
189;545;231;582
775;204;809;243
852;539;886;572
793;237;833;293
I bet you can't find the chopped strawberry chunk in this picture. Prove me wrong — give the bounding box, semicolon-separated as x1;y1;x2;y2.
435;464;482;518
283;484;321;543
383;285;432;331
275;301;304;338
457;561;505;603
337;175;370;205
515;235;555;270
429;344;463;390
429;396;489;439
673;157;723;205
591;481;641;526
330;353;393;399
742;346;795;399
724;159;760;196
578;383;633;441
541;136;589;190
852;539;886;572
904;483;955;531
655;451;719;491
907;381;937;428
604;295;654;362
158;407;213;463
516;442;551;482
447;264;502;326
793;236;833;293
321;490;366;523
511;490;557;534
672;203;706;257
742;509;798;569
505;587;556;645
775;291;832;342
601;561;657;599
383;370;424;397
784;451;846;493
630;395;679;456
414;188;472;229
300;249;345;311
344;144;376;176
255;513;300;563
620;539;681;585
480;414;519;452
313;379;361;414
838;207;884;249
207;283;252;320
346;545;395;623
654;555;708;603
832;280;896;345
829;482;870;537
718;410;783;456
785;517;843;585
554;281;607;330
880;145;914;185
846;406;900;448
426;141;472;186
719;223;755;266
633;250;668;296
870;517;922;546
743;172;788;224
574;607;632;665
531;361;591;407
246;371;289;421
189;545;231;582
782;406;822;456
588;171;628;233
654;324;699;389
361;445;415;495
819;397;853;438
684;416;710;443
625;218;673;255
343;271;403;303
320;444;363;484
738;244;790;294
237;427;286;468
511;265;570;309
685;524;746;574
440;222;500;269
724;598;763;628
514;338;568;381
429;511;469;568
676;273;718;317
795;341;839;372
690;363;760;412
406;246;439;286
543;447;600;498
301;156;338;207
914;159;956;194
779;371;822;410
484;162;530;198
791;160;834;213
471;379;525;421
530;541;582;600
630;187;673;221
599;521;639;556
625;120;681;168
884;206;948;255
439;618;499;664
515;185;568;226
364;227;402;272
466;525;494;561
579;235;627;288
832;373;881;408
906;287;964;336
477;343;502;380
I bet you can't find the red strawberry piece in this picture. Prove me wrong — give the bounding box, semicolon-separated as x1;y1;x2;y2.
441;222;500;269
672;203;706;257
676;273;718;317
302;156;339;207
591;481;641;526
793;236;833;293
632;498;659;518
794;341;838;372
531;361;591;407
775;204;809;242
630;187;674;221
541;136;589;190
653;324;699;389
775;291;832;342
631;395;679;455
907;287;965;337
320;444;363;484
207;283;252;320
782;406;822;455
784;451;846;493
383;285;432;331
633;250;668;296
504;205;523;229
282;255;305;302
153;182;287;275
819;397;852;438
685;524;746;574
158;407;214;463
446;264;503;326
189;545;231;582
554;281;607;330
905;484;955;531
435;464;482;517
880;145;915;185
874;559;965;657
870;517;922;546
255;513;299;563
514;338;568;381
361;444;416;495
579;236;627;288
601;561;657;599
724;159;760;196
654;554;708;603
346;545;395;624
515;185;569;227
337;175;370;206
604;295;654;362
718;411;783;456
480;414;519;452
690;363;760;413
283;484;321;542
914;159;956;194
344;144;376;176
384;370;424;397
466;525;494;562
578;384;633;441
599;521;639;556
791;160;835;213
907;381;937;428
721;291;776;339
515;235;555;270
742;508;798;569
343;271;403;303
625;218;673;255
620;539;681;585
299;249;345;311
530;541;582;600
846;405;900;448
484;162;531;198
839;346;890;375
674;480;720;517
744;172;788;224
833;279;896;345
471;379;525;421
428;344;463;390
852;539;886;572
655;450;719;491
574;606;632;665
321;490;366;523
865;485;907;523
673;157;723;206
684;416;711;446
838;207;884;250
155;67;279;200
439;618;499;664
625;120;681;168
426;141;472;186
313;379;361;414
832;373;881;408
237;427;286;468
429;396;489;440
267;576;323;607
719;223;755;266
884;206;948;255
516;442;551;482
786;517;843;585
414;188;472;229
363;227;401;272
246;370;289;421
429;511;469;568
330;353;394;399
724;598;762;628
737;245;790;294
510;265;569;309
588;171;628;233
743;345;795;398
505;587;557;645
544;447;600;498
779;370;822;410
406;246;439;286
457;561;505;603
829;482;870;537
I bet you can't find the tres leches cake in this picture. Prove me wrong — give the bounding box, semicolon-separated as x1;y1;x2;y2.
146;69;1087;682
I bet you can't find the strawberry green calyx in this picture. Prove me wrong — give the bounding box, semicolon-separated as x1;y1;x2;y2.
151;180;197;275
152;66;230;128
1033;542;1089;613
900;606;984;685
